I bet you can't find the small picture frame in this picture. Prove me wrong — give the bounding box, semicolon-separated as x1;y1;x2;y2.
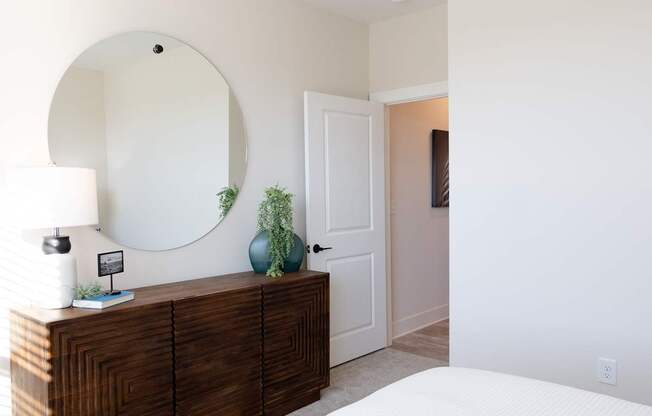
431;129;450;208
98;250;124;277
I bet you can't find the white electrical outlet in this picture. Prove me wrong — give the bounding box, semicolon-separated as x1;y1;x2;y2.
597;358;617;385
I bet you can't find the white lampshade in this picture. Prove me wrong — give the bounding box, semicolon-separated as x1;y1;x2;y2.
8;166;99;230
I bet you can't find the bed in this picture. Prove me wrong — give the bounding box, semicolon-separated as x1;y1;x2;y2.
328;367;652;415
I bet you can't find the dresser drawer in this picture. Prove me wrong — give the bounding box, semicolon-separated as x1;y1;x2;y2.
12;303;174;416
262;275;329;415
174;287;262;416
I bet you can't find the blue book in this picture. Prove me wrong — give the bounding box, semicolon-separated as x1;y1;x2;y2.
72;291;135;310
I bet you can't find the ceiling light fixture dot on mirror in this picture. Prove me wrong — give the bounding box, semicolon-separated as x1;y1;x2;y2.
48;32;247;251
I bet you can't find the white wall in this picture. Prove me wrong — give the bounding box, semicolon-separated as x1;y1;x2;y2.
449;0;652;405
0;0;368;412
369;4;447;93
390;98;449;337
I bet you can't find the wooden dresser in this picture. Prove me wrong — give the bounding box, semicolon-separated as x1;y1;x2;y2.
10;270;329;416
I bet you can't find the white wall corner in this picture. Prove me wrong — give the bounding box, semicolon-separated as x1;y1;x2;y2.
370;81;448;105
392;304;449;339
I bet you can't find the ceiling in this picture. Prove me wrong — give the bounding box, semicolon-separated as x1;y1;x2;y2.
302;0;446;24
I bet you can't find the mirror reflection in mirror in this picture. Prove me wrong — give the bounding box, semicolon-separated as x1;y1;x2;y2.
48;32;247;251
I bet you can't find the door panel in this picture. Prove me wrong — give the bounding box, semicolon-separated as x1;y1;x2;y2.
304;91;387;367
324;111;372;232
328;253;374;338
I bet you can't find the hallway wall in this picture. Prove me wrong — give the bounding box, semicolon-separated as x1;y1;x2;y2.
389;98;449;337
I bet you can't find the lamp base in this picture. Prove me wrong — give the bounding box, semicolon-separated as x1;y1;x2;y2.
42;235;71;254
36;253;77;309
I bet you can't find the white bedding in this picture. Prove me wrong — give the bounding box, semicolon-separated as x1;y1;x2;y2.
329;367;652;416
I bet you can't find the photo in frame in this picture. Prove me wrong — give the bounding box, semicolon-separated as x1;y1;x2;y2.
98;250;124;277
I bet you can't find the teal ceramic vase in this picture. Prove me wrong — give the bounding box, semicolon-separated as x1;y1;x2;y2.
249;231;305;275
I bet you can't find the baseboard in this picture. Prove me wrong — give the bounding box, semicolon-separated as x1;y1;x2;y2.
392;304;449;339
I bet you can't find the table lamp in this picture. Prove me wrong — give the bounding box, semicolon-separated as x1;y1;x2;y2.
9;166;99;309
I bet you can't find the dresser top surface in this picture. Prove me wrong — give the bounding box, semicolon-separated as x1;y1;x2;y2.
13;270;328;326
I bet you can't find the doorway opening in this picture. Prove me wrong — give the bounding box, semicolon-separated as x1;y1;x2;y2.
386;97;449;363
303;89;448;368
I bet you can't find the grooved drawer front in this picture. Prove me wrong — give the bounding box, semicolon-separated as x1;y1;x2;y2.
173;287;262;416
262;276;329;415
10;312;50;416
48;303;174;416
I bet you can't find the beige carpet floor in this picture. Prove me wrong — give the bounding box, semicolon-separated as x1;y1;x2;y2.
290;348;447;416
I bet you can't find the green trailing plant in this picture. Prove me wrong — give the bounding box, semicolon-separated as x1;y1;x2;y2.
75;281;103;300
217;184;239;219
257;185;294;277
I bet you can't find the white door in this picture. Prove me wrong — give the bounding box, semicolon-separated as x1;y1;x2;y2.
304;91;387;367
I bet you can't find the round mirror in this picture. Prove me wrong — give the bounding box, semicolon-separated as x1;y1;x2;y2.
48;32;247;251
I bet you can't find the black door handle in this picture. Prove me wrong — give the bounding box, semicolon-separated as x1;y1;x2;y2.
312;244;333;254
